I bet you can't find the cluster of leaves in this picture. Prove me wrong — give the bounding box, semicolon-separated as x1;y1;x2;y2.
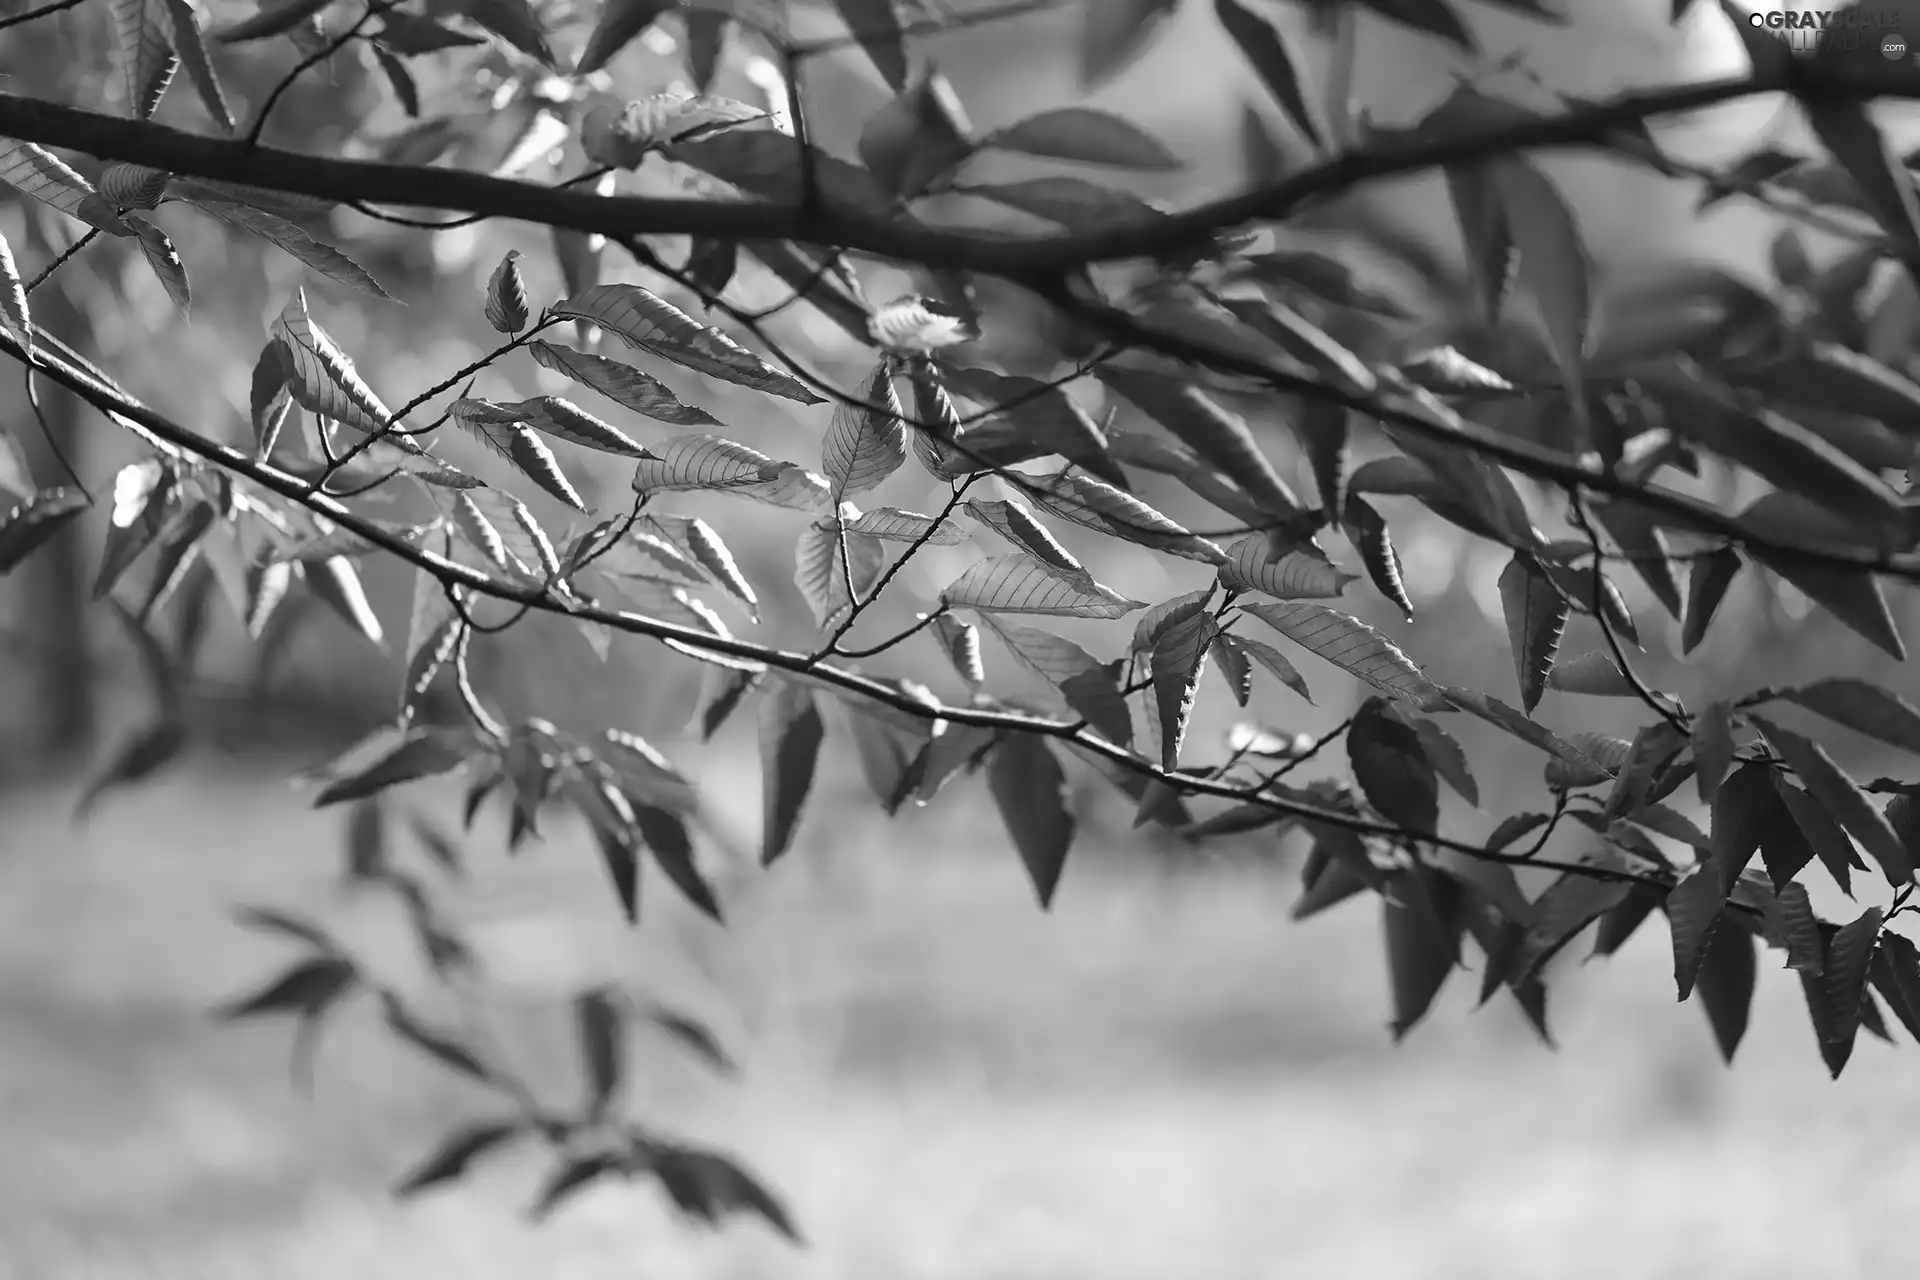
5;0;1920;1253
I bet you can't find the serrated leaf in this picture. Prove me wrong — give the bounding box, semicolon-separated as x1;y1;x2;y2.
551;284;819;404
1238;600;1442;708
930;614;984;688
450;401;585;509
1810;906;1882;1078
828;0;908;89
124;214;190;314
1024;469;1226;563
1099;366;1302;518
214;0;333;43
511;395;649;458
1681;546;1741;654
528;341;719;427
1217;631;1313;703
793;514;885;630
943;554;1141;619
1713;761;1779;888
846;507;966;545
974;614;1131;745
1214;0;1321;148
113;0;178;123
1218;535;1354;600
822;361;906;501
1491;156;1590;406
1667;863;1727;1001
484;250;530;333
649;1143;801;1242
1772;679;1920;756
632;434;782;495
1693;699;1736;807
1498;553;1568;714
988;731;1075;909
1776;776;1862;896
305;556;385;646
1694;913;1756;1063
573;0;672;74
1343;495;1413;622
402;569;458;722
1382;865;1461;1040
1348;698;1439;833
1754;715;1913;886
0;142;129;235
1768;880;1826;975
1149;611;1215;769
643;514;758;615
1545;651;1636;697
187;199;390;298
758;678;823;866
272;289;394;434
858;71;975;201
987;106;1181;170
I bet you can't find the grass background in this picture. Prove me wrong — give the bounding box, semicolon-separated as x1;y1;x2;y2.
4;742;1917;1280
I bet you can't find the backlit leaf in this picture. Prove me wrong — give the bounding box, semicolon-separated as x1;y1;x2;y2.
1545;651;1636;697
942;555;1143;619
484;250;530;333
1348;697;1439;833
1238;600;1443;708
965;499;1090;584
1491;156;1590;406
1681;546;1741;654
0;142;130;235
186;199;391;298
272;289;394;435
1218;534;1354;599
822;361;906;501
511;396;649;458
1771;679;1920;755
0;488;88;576
551;284;820;404
631;434;784;495
1079;0;1179;85
1099;366;1303;518
1023;469;1227;563
1810;906;1881;1079
1217;631;1312;703
1149;610;1215;769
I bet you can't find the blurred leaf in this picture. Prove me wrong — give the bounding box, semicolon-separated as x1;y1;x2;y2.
822;361;907;500
576;987;625;1119
1492;157;1591;409
1498;553;1567;714
988;731;1076;909
186;200;391;299
580;94;767;168
1693;700;1736;807
372;43;420;116
1100;366;1303;518
965;176;1166;232
1214;0;1321;148
1347;697;1438;833
1238;601;1443;708
313;729;475;807
381;992;491;1083
453;0;554;65
0;141;130;234
1358;0;1474;49
649;1143;801;1241
74;721;188;819
393;1121;522;1198
942;554;1142;619
573;0;673;74
1216;631;1312;703
1753;716;1913;886
1804;75;1920;265
530;1155;622;1221
858;70;974;199
552;284;820;404
1749;548;1904;662
966;499;1091;584
976;614;1132;745
0;487;87;576
683;8;727;89
272;289;396;435
758;677;824;866
645;1005;735;1074
450;400;587;509
217;954;356;1023
1680;546;1741;654
986;107;1181;170
213;0;334;44
528;342;719;427
1024;469;1227;564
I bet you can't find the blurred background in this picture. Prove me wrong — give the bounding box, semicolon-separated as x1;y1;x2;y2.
3;0;1919;1276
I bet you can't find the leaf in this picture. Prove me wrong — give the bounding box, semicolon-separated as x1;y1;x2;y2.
1694;915;1756;1063
649;1144;801;1242
1342;496;1413;622
1805;86;1920;264
125;214;190;314
573;0;672;74
1498;553;1568;714
393;1122;522;1198
1809;906;1882;1079
1218;536;1354;600
1400;711;1478;807
1769;881;1825;975
272;289;394;434
1667;864;1726;1002
484;250;530;333
631;434;782;496
1442;687;1617;781
828;0;908;90
513;397;649;459
965;176;1167;233
975;614;1132;745
1381;866;1460;1040
930;614;984;688
793;515;885;630
313;729;472;806
1149;611;1215;770
1771;679;1920;756
1545;651;1637;697
402;570;458;723
986;107;1181;170
214;0;334;43
1080;0;1179;85
1749;548;1905;662
846;507;966;545
216;955;356;1022
187;200;391;298
0;487;88;576
758;678;824;866
1098;366;1302;518
988;732;1076;909
822;361;906;501
1358;0;1475;49
1753;716;1913;886
1681;546;1741;654
1776;776;1863;896
641;514;759;615
1023;469;1227;563
1872;931;1920;1043
528;342;719;427
113;0;178;122
1214;0;1321;148
1217;632;1312;703
1347;698;1439;833
575;988;624;1118
448;402;584;511
1490;157;1591;405
1692;699;1736;808
942;555;1141;619
551;284;820;404
1238;601;1442;708
1511;872;1631;986
965;499;1090;584
0;141;130;235
669;129;896;220
158;0;230;130
0;233;30;360
580;93;768;168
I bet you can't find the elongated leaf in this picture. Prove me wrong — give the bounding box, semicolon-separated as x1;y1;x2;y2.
1080;0;1179;85
484;250;530;333
758;678;823;866
510;395;649;458
1099;366;1302;517
1214;0;1321;148
822;361;906;501
1545;651;1637;697
0;142;128;236
114;0;178;122
313;729;472;806
974;614;1132;745
551;284;820;404
1498;553;1567;714
1754;715;1913;885
829;0;908;90
402;569;458;722
187;199;390;298
1149;611;1215;769
272;289;393;434
793;515;885;630
1024;469;1227;563
1382;866;1460;1040
631;434;783;494
965;176;1167;232
1751;548;1904;662
643;514;758;616
987;106;1181;170
527;341;717;426
942;555;1141;619
988;731;1075;909
1695;913;1756;1063
1239;601;1443;708
1491;157;1590;405
0;233;30;360
0;487;88;576
1772;679;1920;755
214;0;334;43
573;0;672;74
1693;700;1736;807
1681;546;1742;654
1806;89;1920;264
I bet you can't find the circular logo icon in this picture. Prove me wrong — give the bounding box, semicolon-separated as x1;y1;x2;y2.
1884;33;1907;58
